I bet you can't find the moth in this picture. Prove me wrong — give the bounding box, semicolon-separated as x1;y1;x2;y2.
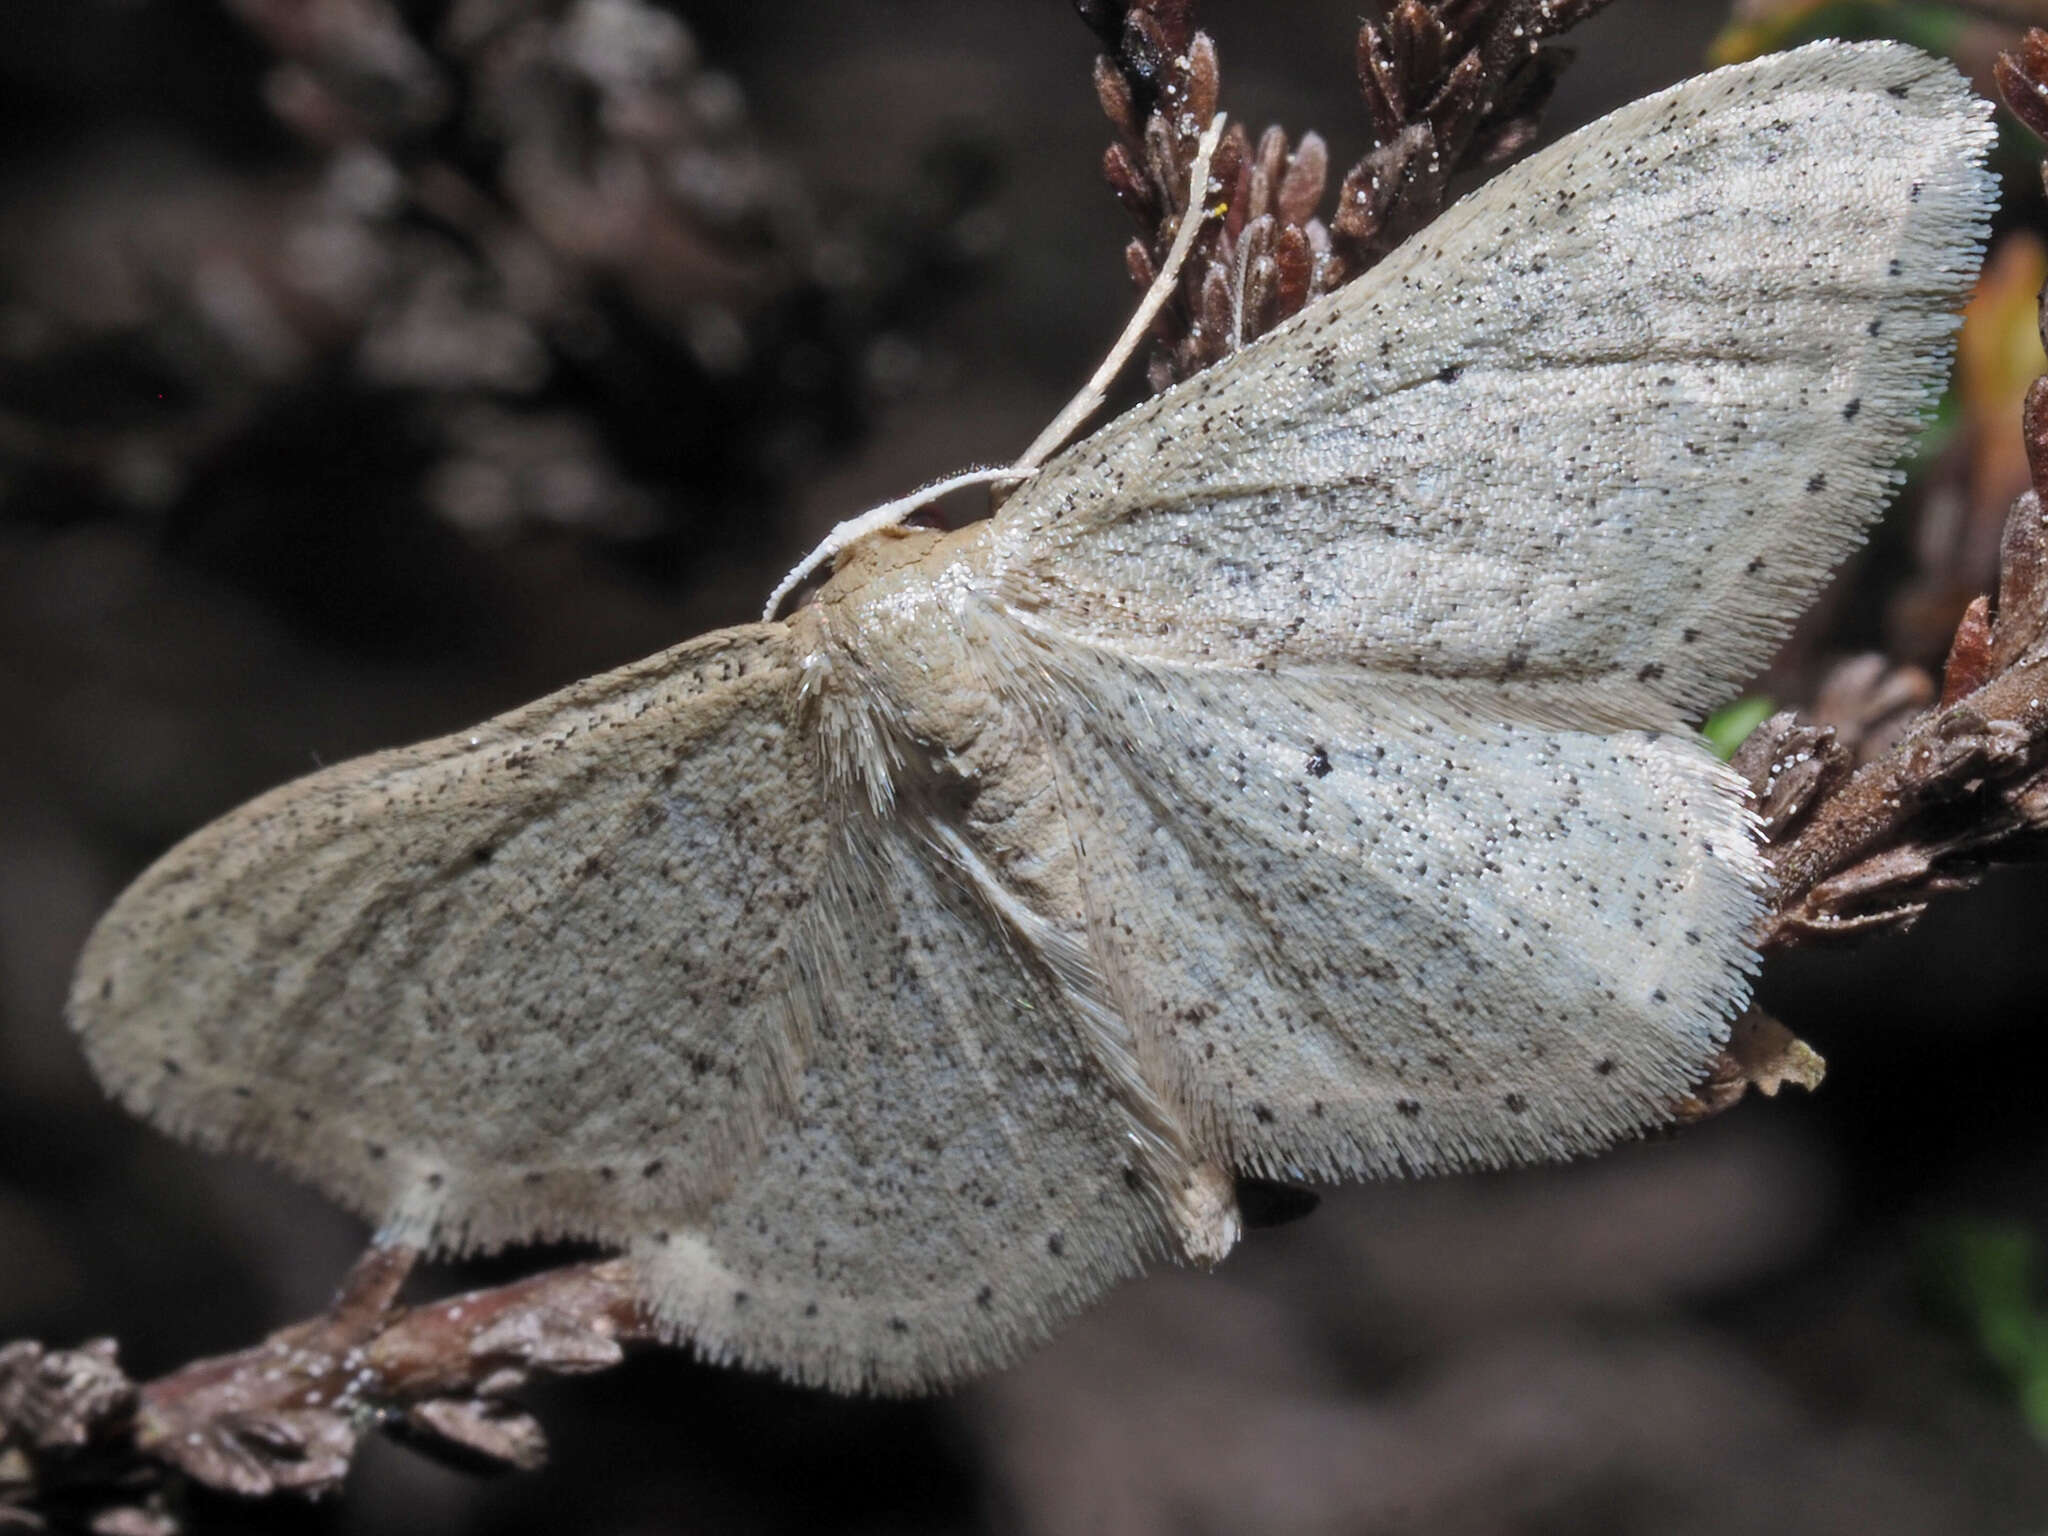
70;41;1994;1392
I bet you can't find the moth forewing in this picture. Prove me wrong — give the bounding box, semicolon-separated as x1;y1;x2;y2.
982;41;1995;727
69;625;829;1250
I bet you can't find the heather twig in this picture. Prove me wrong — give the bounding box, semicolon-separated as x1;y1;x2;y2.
2;1249;652;1529
1081;0;1620;389
0;0;993;566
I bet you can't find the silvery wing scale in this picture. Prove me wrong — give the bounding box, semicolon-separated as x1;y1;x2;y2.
69;41;1995;1391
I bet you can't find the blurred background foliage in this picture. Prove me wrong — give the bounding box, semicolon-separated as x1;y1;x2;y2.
5;1;2048;1531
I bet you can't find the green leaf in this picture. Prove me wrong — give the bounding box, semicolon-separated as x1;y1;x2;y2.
1918;1221;2048;1439
1703;696;1775;760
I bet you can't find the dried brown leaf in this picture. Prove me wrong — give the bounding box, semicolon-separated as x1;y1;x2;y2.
1992;489;2048;669
1273;222;1313;318
404;1400;548;1473
1183;31;1221;130
1095;54;1140;142
1674;1009;1826;1124
1941;595;1997;704
1733;714;1853;842
1996;27;2048;143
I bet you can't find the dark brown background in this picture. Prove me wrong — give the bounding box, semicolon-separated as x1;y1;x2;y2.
5;2;2048;1531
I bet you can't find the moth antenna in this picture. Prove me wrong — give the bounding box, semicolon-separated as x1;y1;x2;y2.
762;113;1229;624
1010;111;1229;474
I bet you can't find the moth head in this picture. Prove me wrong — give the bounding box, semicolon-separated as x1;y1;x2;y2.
814;523;948;607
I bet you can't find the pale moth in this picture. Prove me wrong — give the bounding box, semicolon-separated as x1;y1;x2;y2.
70;41;1995;1392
